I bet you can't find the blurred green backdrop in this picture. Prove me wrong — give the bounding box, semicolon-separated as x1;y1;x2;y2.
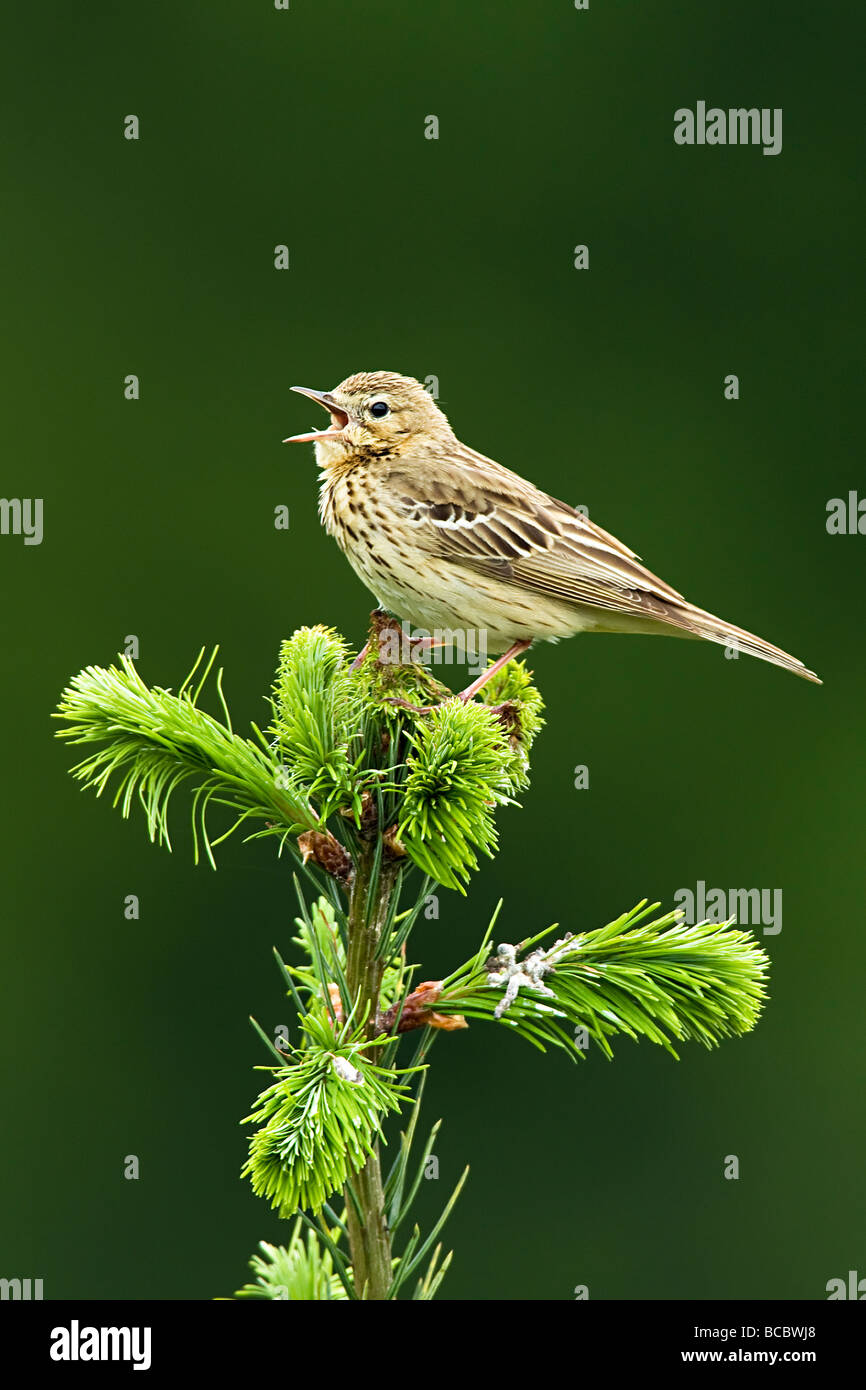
2;1;863;1300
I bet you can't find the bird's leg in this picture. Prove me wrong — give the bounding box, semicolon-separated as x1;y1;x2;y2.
386;639;532;714
352;607;393;669
405;635;449;659
456;640;531;702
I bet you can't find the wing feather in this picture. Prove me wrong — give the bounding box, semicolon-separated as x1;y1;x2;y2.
384;447;689;619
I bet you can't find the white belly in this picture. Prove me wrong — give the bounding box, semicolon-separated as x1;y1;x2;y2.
342;539;584;653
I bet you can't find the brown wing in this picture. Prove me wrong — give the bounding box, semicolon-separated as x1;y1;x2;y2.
384;445;691;621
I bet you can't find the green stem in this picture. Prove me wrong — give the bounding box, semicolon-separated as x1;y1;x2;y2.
343;841;398;1299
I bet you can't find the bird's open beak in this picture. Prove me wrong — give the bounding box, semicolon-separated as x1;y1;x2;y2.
283;387;350;443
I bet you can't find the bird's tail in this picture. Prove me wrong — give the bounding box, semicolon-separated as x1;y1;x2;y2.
665;603;822;684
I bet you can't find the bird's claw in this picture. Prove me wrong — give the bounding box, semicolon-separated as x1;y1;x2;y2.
385;696;447;715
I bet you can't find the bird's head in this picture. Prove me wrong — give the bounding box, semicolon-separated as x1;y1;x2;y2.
284;371;452;465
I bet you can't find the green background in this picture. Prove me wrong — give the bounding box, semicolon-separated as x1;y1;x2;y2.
2;2;862;1300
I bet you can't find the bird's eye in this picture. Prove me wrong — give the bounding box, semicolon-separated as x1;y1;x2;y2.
369;400;390;418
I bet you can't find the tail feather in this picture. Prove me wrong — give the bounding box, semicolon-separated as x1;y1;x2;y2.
669;605;822;684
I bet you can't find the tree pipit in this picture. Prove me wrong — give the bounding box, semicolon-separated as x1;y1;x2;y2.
284;371;821;696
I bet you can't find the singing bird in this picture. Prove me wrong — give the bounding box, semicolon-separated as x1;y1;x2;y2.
284;371;821;695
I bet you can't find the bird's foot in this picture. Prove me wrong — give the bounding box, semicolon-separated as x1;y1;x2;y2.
383;697;519;734
350;641;370;671
383;639;532;716
384;695;449;715
456;640;532;701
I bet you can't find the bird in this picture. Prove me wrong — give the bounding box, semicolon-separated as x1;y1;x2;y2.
283;371;821;695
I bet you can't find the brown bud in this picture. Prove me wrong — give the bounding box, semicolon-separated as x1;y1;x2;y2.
359;791;378;833
484;699;521;741
426;1011;469;1032
327;983;345;1025
378;980;467;1034
383;823;407;860
338;792;377;837
297;830;353;883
